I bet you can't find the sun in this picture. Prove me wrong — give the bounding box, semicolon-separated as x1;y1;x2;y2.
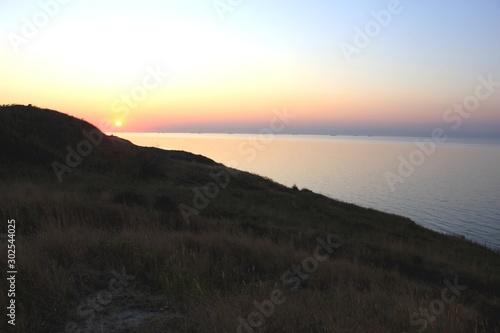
115;121;122;127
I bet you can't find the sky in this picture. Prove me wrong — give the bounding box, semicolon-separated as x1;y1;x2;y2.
1;0;499;137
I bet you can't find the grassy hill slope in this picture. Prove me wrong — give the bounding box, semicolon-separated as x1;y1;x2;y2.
0;105;499;333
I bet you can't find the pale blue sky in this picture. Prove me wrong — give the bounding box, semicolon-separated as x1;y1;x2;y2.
1;1;499;137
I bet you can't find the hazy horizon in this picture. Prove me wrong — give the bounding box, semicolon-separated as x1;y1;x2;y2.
128;124;500;139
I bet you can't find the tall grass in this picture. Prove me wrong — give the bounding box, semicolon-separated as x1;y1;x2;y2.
1;181;499;333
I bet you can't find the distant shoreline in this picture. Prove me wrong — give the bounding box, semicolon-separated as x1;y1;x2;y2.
107;132;500;146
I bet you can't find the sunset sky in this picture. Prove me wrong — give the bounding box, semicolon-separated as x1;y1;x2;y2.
1;0;499;137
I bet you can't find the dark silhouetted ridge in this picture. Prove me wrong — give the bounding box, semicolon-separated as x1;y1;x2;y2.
0;104;215;181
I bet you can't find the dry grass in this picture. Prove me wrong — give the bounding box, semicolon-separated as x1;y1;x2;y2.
1;180;499;333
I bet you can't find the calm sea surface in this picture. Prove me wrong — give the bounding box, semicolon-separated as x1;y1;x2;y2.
115;133;500;250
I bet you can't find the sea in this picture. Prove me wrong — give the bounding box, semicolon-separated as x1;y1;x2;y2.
114;133;500;250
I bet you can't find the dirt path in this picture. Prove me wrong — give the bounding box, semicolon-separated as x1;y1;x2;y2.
69;288;185;333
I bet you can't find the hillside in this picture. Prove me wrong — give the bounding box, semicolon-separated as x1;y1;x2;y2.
0;105;499;333
0;104;215;181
